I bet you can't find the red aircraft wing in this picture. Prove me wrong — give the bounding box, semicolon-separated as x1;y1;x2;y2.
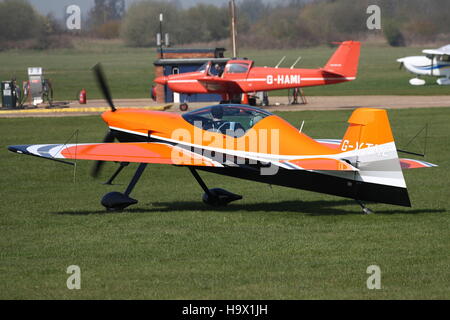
197;77;243;94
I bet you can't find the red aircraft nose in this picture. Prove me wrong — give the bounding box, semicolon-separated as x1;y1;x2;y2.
154;76;168;85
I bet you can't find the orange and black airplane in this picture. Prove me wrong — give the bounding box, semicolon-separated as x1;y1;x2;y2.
154;41;360;106
8;65;436;213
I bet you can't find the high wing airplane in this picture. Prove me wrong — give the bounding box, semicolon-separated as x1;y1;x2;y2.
397;44;450;85
8;65;436;214
154;41;360;108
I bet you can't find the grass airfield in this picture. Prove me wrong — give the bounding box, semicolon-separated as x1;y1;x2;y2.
0;39;449;102
0;107;449;299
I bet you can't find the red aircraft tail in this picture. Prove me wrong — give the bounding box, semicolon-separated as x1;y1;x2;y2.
323;41;360;79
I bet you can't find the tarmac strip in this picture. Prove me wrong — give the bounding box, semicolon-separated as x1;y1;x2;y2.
0;104;173;115
1;96;449;117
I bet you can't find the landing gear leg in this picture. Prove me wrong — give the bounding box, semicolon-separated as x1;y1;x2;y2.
101;163;147;211
103;162;129;185
188;167;242;206
356;200;373;214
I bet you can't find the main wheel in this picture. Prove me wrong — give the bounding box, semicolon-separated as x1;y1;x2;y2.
179;103;189;111
362;207;374;215
101;192;138;211
202;188;243;206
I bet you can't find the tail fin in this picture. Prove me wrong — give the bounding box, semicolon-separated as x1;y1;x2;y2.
340;108;394;152
340;108;411;207
323;40;360;78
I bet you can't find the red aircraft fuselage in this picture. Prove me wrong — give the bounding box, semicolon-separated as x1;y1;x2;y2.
155;41;360;100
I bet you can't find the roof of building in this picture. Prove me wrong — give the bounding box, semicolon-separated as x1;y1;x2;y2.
156;47;226;54
154;58;230;66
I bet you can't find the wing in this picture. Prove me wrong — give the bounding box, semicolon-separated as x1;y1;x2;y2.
8;142;223;167
423;45;450;56
197;77;243;93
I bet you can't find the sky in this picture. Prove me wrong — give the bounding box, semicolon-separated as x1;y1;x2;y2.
28;0;232;18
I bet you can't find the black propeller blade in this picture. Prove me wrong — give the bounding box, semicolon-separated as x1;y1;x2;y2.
91;63;118;178
399;62;404;70
91;130;116;178
92;63;116;112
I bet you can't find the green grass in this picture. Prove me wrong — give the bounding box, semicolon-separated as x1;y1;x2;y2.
0;107;449;299
0;39;449;101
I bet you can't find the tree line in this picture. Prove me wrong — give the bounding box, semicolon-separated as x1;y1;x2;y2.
0;0;449;51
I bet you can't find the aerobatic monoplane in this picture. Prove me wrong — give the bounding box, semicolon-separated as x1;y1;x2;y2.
8;65;436;213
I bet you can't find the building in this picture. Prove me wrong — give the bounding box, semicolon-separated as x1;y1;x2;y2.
153;48;229;103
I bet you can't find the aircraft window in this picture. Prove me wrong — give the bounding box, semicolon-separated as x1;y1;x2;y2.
210;63;224;76
182;105;272;138
439;55;450;62
197;62;208;72
225;63;249;74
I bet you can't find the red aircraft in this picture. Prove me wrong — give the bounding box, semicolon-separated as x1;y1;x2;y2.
155;41;360;107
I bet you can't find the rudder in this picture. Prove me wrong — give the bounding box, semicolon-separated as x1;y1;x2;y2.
338;108;410;206
340;108;394;152
323;40;360;79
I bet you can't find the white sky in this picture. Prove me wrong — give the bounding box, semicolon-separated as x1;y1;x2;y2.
28;0;231;18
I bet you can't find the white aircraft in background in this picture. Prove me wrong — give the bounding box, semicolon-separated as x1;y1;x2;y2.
397;44;450;85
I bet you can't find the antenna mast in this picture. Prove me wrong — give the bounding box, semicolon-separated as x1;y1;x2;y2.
229;0;238;58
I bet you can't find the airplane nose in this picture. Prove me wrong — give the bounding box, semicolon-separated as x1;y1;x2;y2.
154;76;168;85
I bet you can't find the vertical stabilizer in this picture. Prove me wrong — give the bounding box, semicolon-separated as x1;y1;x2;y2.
340;108;394;152
323;41;361;79
340;108;410;206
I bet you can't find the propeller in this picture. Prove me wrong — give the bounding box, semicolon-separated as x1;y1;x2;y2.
91;63;117;178
399;62;404;70
92;63;116;112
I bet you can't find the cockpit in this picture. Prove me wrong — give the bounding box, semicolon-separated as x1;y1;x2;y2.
182;104;273;138
224;61;251;74
438;55;450;62
196;61;225;77
197;62;209;73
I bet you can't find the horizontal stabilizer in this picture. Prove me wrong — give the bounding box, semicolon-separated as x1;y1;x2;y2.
314;139;341;150
400;158;437;169
282;158;358;171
